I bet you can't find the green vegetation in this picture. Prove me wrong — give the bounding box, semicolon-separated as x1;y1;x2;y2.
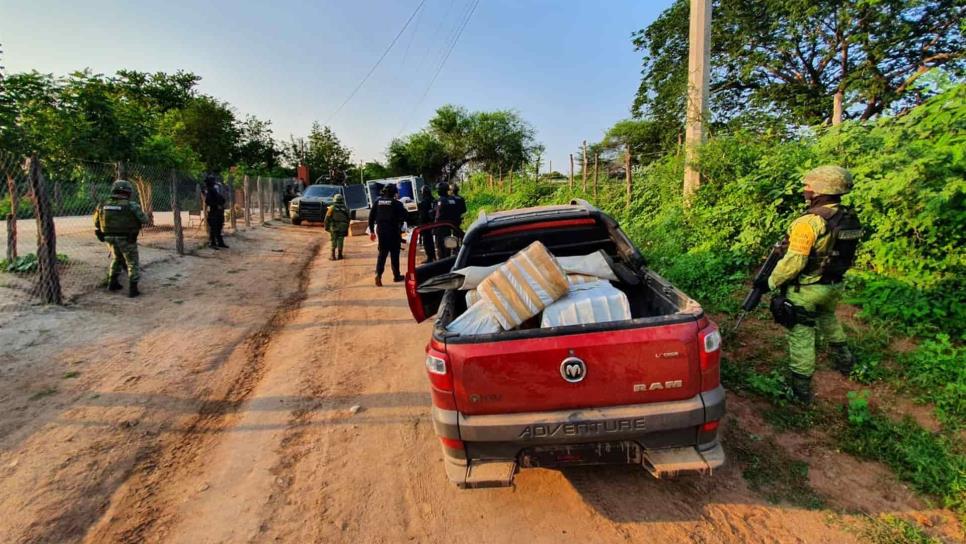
843;391;965;511
0;253;70;273
862;515;941;544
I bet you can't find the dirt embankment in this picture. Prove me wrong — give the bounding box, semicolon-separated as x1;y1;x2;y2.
1;222;962;543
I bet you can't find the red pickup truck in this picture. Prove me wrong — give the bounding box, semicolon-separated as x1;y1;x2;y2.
405;201;725;488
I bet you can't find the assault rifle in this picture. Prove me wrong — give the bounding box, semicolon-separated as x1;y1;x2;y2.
734;237;788;331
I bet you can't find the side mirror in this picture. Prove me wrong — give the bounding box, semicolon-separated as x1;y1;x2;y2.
443;235;459;250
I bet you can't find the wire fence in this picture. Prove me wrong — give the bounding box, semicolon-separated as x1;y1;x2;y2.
0;149;295;315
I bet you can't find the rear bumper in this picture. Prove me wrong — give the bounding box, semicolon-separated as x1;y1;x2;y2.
433;386;726;487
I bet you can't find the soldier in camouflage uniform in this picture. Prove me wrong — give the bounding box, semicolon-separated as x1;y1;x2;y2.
324;194;350;260
768;166;863;404
94;180;148;297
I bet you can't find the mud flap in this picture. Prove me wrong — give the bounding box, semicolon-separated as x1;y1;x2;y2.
447;459;517;489
642;443;725;479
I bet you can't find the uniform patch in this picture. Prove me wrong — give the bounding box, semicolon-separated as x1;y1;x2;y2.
788;222;817;255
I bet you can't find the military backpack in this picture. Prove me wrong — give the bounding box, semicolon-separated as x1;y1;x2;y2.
803;205;863;284
98;198;141;236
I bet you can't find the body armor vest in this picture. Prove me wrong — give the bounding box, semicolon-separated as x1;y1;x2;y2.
98;198;141;235
803;205;863;284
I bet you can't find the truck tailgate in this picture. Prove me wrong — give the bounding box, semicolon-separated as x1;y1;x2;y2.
448;320;702;415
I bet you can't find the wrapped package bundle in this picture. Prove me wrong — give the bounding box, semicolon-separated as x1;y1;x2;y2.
557;251;619;282
477;241;570;330
465;289;481;307
447;300;502;336
541;280;631;328
568;273;602;286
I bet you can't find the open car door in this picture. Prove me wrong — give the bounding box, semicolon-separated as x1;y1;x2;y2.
406;223;463;322
343;183;368;212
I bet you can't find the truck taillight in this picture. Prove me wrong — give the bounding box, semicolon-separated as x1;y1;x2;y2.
425;348;456;410
698;325;721;391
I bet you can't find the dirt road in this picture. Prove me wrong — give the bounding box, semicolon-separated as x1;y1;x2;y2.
1;223;960;543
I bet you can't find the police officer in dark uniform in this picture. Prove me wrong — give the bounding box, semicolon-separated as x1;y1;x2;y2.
417;185;437;263
204;174;228;249
434;182;461;259
368;184;407;286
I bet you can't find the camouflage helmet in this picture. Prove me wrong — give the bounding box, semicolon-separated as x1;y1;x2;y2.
111;179;134;195
332;194;344;203
803;165;852;195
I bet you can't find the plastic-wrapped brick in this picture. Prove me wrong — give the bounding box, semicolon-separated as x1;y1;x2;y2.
477;241;570;330
540;280;631;328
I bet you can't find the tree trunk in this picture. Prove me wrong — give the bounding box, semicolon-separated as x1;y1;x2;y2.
6;174;17;261
171;170;184;256
132;176;155;227
26;156;62;304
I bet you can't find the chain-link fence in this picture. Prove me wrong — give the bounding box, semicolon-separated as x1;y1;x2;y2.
1;150;294;316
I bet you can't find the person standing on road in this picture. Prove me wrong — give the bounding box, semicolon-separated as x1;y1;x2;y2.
434;182;460;259
417;184;437;263
93;179;148;297
451;183;467;225
767;166;862;405
368;184;407;286
204;174;228;249
324;194;350;261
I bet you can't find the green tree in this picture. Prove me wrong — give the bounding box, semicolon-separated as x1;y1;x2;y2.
633;0;966;127
394;105;541;181
288;123;352;184
234;115;281;175
163;95;238;172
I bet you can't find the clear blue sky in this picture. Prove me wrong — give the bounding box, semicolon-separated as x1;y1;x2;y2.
1;0;672;171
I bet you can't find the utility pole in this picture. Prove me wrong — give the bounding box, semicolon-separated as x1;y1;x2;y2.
359;161;364;184
568;153;574;190
581;140;588;192
684;0;712;200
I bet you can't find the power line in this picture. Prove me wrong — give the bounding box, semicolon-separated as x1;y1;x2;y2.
325;0;427;124
397;0;479;136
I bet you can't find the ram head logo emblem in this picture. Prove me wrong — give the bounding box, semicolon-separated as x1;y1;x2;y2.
560;356;587;383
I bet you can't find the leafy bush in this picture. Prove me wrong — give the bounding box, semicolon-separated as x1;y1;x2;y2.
899;335;966;432
0;253;70;273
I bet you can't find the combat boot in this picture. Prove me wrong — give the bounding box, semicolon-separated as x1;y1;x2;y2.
375;275;382;287
830;342;856;376
329;249;336;261
789;372;813;406
108;277;123;291
337;250;344;260
393;275;405;283
128;281;140;298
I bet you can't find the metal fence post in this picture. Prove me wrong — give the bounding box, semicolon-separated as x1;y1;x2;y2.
171;170;184;255
243;175;251;228
26;156;62;304
257;176;265;224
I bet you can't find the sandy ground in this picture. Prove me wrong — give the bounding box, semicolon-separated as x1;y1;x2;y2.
0;210;274;313
0;221;961;543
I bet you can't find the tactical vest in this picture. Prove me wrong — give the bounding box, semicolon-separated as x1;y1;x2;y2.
98;199;141;235
328;204;350;232
803;205;863;284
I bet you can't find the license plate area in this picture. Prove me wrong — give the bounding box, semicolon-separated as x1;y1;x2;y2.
519;441;642;468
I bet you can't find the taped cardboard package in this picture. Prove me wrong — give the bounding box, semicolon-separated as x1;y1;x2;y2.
541;280;632;328
557;251;619;282
477;241;570;330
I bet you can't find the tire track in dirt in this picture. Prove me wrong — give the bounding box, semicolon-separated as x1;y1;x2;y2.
81;240;322;544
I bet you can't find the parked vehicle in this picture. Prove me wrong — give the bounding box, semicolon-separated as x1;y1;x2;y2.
404;201;725;488
289;184;341;225
363;176;427;224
